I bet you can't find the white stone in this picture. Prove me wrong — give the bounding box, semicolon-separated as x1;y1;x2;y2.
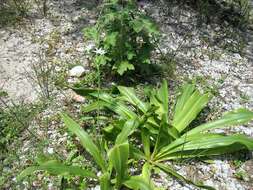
69;65;86;77
47;147;54;154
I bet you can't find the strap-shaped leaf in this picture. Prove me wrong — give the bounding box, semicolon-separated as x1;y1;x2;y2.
141;163;156;188
155;133;228;160
152;115;171;158
108;141;129;188
81;101;107;113
116;118;140;144
149;80;169;121
91;92;137;119
61;113;107;172
154;163;215;190
17;160;97;181
156;134;253;161
123;176;153;190
171;134;253;152
118;86;148;113
173;84;195;118
156;79;169;122
186;108;253;136
141;129;151;159
172;84;211;133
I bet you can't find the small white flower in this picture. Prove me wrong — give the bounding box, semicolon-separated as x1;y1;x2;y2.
94;48;106;55
85;43;95;52
47;147;54;154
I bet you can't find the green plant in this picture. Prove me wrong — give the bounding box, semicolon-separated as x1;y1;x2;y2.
0;0;31;25
17;113;155;189
84;0;159;75
73;80;253;189
17;81;253;189
0;98;43;154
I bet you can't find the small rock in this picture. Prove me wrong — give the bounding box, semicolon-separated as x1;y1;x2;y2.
47;147;54;154
69;65;86;77
91;186;100;190
72;93;85;103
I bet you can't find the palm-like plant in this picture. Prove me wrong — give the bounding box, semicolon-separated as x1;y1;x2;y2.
18;81;253;190
17;113;155;189
75;80;253;189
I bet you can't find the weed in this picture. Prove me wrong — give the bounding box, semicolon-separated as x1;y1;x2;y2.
0;0;31;26
240;92;250;104
84;0;160;75
24;52;56;99
234;169;248;181
0;94;44;154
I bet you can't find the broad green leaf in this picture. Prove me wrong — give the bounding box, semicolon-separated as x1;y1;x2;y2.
152;115;171;158
131;19;144;33
167;125;180;140
173;84;195;118
123;176;153;190
171;134;253;152
141;129;150;159
172;85;211;133
156;79;169;122
154;163;215;190
127;52;135;60
156;134;253;161
149;81;169;121
94;55;108;66
104;32;118;47
141;163;151;182
118;86;148;113
91;92;137;119
116;118;140;144
83;27;99;43
142;18;159;34
116;61;135;75
186;108;253;136
141;163;156;188
108;141;129;188
155;133;224;160
17;160;97;181
61;113;107;172
81;101;107;113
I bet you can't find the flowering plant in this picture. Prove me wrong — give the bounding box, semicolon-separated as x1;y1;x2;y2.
83;0;159;75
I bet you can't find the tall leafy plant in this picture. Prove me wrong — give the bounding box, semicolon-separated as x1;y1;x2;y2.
75;80;253;189
84;0;159;75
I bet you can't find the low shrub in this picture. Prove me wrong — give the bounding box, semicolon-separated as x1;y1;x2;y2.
84;0;159;75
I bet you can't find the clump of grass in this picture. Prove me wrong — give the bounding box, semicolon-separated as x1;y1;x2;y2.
0;91;45;154
0;0;30;26
0;0;49;26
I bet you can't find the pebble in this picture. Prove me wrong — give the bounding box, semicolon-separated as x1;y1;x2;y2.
69;65;86;77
